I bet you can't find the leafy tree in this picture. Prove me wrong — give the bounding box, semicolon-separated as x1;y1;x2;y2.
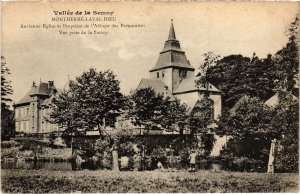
1;56;15;140
51;69;127;135
274;15;299;91
189;96;216;155
195;51;220;88
129;87;188;133
217;96;276;161
206;55;251;108
1;56;13;108
51;69;128;171
51;90;81;133
271;92;299;172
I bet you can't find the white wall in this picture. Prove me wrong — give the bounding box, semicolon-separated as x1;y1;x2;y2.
150;68;173;91
175;92;199;109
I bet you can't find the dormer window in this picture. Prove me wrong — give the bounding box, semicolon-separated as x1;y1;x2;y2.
157;72;159;78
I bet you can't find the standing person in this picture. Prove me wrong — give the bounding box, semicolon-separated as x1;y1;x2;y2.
189;149;197;171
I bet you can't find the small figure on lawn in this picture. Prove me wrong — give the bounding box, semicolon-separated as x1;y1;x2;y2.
157;161;164;171
189;149;197;172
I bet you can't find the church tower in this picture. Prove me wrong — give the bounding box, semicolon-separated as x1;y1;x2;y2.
149;20;195;92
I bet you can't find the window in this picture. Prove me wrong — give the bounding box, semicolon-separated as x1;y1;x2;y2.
162;71;165;77
18;109;21;118
192;99;214;120
179;70;187;78
23;122;26;131
157;72;159;78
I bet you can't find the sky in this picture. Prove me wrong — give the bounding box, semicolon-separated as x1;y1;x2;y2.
2;2;299;104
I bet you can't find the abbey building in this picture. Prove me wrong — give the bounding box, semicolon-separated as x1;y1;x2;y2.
137;20;222;122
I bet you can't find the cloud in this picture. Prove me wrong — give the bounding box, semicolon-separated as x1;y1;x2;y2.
79;34;155;61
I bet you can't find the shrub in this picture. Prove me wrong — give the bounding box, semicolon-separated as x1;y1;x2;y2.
179;147;190;169
1;140;19;148
150;147;167;168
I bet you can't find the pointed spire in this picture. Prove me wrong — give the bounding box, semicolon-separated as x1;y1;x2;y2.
168;19;176;40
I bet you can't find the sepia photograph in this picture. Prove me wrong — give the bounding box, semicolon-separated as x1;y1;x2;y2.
1;1;299;193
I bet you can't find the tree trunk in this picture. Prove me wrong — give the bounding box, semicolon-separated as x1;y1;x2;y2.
112;147;119;171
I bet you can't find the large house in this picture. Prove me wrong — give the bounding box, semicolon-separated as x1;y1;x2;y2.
14;81;62;134
137;20;222;122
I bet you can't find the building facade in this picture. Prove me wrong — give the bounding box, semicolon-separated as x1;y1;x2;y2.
137;20;222;122
14;81;62;134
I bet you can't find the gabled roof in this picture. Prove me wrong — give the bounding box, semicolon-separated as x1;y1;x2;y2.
150;20;195;72
136;78;175;100
173;76;221;94
264;92;298;108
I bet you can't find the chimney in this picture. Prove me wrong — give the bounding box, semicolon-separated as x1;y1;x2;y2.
48;81;55;95
48;81;54;88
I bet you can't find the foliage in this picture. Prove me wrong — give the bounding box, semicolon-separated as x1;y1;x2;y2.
189;96;215;134
119;141;137;157
217;96;275;161
129;87;188;133
201;134;216;156
274;15;299;91
206;15;299;110
94;138;112;169
1;56;15;141
1;108;15;141
150;146;167;165
206;54;277;109
51;68;128;135
179;147;190;169
1;140;19;148
271;92;299;172
195;51;220;87
1;56;13;108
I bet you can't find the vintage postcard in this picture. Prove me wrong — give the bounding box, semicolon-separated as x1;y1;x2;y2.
1;1;299;193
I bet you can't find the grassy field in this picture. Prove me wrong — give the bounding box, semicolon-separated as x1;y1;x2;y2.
1;169;298;193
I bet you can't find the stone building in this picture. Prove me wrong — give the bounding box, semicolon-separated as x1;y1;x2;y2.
137;20;222;122
14;81;62;134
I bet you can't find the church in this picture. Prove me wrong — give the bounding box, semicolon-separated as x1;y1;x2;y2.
137;20;222;123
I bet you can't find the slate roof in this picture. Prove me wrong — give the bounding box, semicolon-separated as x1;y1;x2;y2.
150;20;195;72
173;76;221;94
15;82;57;105
136;78;175;100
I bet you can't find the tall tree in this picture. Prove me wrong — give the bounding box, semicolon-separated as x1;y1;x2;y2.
271;92;299;172
51;68;128;133
1;56;15;140
128;87;188;133
274;15;299;91
217;96;276;161
195;51;220;89
50;68;127;171
1;56;13;109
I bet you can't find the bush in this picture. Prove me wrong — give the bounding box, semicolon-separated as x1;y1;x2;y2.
1;140;19;148
179;147;190;169
150;147;167;168
93;138;111;169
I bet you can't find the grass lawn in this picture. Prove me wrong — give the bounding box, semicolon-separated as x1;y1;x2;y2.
1;169;298;193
